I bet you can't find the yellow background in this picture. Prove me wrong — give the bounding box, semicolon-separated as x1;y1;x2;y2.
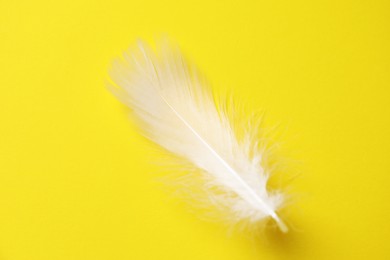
1;0;389;259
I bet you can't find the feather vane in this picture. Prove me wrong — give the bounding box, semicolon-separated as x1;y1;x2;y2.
109;41;287;232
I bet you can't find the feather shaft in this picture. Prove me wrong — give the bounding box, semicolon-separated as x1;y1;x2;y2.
162;93;287;232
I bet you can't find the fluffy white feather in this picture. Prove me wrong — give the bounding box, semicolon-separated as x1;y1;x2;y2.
108;41;287;232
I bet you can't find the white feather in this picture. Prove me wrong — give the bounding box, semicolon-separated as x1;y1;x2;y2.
108;41;287;232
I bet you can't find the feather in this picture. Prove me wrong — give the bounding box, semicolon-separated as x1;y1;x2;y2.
108;40;288;233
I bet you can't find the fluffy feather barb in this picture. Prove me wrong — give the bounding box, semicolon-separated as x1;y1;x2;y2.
109;41;287;232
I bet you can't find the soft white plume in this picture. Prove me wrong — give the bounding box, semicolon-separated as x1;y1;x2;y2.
108;41;287;232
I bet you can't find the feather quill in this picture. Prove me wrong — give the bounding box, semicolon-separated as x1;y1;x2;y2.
108;41;288;232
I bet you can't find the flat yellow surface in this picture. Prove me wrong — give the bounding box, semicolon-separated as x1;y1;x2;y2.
1;0;389;259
